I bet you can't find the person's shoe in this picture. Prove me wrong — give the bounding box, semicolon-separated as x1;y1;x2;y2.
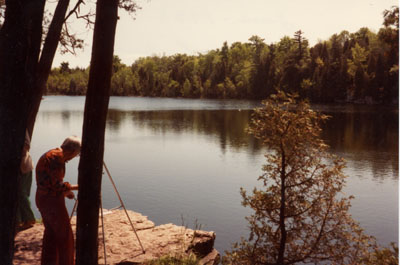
25;220;36;227
19;221;35;231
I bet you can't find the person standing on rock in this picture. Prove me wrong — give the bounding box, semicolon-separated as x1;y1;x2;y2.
35;136;81;265
16;130;36;232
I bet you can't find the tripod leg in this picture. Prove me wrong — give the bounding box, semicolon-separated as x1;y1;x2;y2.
70;198;78;221
103;162;146;254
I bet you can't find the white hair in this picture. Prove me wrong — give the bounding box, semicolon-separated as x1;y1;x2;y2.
61;135;81;153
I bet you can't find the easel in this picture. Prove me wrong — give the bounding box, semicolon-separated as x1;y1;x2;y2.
70;162;145;265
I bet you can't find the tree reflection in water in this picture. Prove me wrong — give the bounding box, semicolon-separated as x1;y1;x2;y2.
105;106;398;181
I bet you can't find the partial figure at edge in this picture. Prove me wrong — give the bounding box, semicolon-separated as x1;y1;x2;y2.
16;130;36;232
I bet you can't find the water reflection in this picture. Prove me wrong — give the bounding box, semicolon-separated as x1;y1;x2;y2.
39;103;398;181
322;110;398;153
106;107;398;180
107;109;263;155
322;108;398;181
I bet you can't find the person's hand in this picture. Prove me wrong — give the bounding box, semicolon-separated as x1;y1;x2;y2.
65;190;75;199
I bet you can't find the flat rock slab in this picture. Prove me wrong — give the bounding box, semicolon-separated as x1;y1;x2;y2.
14;209;220;265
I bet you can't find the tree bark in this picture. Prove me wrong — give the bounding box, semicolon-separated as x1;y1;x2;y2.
27;0;71;138
277;143;287;265
75;0;118;264
0;0;45;263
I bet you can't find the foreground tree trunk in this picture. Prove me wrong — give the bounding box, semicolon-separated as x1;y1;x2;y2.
75;1;119;264
0;0;45;263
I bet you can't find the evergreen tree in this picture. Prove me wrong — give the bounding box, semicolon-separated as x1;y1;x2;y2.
223;91;375;265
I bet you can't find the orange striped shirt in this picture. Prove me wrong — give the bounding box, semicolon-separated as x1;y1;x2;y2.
36;148;71;196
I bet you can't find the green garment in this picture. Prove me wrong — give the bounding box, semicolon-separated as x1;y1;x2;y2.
16;171;35;224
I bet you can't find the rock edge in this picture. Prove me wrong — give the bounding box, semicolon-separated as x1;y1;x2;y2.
14;209;220;265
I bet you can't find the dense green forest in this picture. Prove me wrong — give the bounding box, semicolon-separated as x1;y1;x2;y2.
47;6;398;104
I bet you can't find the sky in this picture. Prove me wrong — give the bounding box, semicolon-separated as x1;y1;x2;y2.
53;0;399;68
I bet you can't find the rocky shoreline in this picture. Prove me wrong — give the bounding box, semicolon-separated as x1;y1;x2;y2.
14;209;220;265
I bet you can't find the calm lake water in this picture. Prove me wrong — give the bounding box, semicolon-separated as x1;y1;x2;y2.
30;96;398;254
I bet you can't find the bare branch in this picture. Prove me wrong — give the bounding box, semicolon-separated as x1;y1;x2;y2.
64;0;85;22
59;23;84;55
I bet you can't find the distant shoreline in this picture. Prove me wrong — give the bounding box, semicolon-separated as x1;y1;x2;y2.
43;93;399;107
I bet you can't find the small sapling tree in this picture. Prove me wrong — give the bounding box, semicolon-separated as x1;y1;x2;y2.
223;91;375;265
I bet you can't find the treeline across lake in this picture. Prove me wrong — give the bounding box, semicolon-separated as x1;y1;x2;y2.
47;7;398;104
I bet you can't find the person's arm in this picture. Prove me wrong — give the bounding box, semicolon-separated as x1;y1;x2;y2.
64;184;78;199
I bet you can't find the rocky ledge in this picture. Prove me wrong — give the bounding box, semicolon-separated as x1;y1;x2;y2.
14;209;220;265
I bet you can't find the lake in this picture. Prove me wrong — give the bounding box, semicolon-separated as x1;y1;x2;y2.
30;96;398;254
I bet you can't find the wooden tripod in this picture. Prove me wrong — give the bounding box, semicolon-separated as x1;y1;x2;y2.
70;162;145;264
